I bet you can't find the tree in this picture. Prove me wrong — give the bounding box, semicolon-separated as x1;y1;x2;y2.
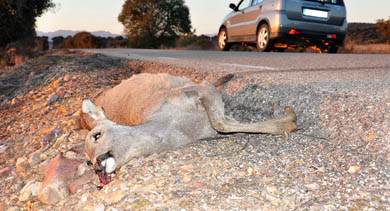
72;32;99;48
35;36;49;51
0;0;55;49
377;18;390;41
118;0;192;48
52;36;65;49
63;32;102;49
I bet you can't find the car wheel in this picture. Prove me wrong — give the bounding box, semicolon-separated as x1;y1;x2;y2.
327;45;339;53
218;28;231;51
256;24;271;52
320;44;339;53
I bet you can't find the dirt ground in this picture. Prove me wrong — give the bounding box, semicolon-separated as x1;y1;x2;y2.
1;50;389;210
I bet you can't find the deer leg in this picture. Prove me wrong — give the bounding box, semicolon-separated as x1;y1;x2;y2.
199;86;297;135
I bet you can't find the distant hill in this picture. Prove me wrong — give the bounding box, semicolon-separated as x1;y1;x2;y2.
37;30;123;40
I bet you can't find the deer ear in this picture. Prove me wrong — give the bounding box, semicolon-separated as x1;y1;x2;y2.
82;99;107;121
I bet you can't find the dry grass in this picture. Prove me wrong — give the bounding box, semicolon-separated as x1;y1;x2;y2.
340;42;390;54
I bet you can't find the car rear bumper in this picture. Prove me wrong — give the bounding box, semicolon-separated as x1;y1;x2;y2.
269;10;347;46
270;30;346;46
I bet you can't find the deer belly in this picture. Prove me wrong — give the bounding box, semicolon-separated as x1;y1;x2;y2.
151;98;217;141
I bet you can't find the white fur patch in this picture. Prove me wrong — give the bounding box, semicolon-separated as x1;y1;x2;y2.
82;99;106;121
82;99;95;114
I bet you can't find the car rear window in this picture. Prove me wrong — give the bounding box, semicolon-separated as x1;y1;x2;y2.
303;0;344;6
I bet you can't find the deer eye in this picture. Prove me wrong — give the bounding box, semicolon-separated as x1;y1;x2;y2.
91;132;102;142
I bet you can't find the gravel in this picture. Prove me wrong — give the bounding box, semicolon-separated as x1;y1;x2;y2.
1;50;389;210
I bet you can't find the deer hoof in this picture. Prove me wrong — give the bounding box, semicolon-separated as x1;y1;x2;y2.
284;107;297;121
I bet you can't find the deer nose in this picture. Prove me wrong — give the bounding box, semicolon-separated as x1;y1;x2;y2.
87;160;102;173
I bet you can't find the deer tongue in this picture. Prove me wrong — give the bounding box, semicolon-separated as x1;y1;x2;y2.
97;171;113;185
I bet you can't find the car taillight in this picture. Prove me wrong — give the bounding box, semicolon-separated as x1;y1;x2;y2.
340;0;345;6
289;29;301;35
327;34;337;39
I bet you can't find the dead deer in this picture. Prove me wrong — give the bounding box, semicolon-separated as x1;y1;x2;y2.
80;73;297;177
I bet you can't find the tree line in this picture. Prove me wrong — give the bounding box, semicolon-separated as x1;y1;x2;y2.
47;32;215;50
1;0;217;62
346;18;390;44
1;0;197;51
0;0;212;67
51;32;129;49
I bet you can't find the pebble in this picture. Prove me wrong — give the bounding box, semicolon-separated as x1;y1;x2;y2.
63;74;71;82
18;180;42;202
94;203;105;211
41;128;63;148
56;87;66;97
238;171;246;177
0;144;8;153
305;183;319;191
0;167;12;178
182;174;192;183
28;151;41;166
46;93;59;105
348;165;361;174
64;151;78;160
102;190;126;204
69;173;93;193
38;180;69;205
76;162;89;177
52;80;61;88
131;199;151;210
266;186;279;194
265;194;280;207
180;164;194;171
194;182;203;188
15;157;29;176
40;153;48;161
135;184;158;193
38;154;81;205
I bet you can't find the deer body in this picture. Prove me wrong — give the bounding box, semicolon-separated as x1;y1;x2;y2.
81;73;297;174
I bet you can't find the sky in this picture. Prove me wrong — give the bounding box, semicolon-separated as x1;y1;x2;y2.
36;0;390;36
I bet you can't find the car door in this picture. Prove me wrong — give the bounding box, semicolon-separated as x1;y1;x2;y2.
227;0;252;38
239;0;264;39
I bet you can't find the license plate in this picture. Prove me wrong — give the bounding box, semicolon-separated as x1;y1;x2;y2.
303;8;328;18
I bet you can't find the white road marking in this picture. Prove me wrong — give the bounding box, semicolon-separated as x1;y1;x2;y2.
218;62;279;70
156;57;180;60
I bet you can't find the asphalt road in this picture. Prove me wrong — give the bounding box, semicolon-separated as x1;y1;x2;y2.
85;48;390;75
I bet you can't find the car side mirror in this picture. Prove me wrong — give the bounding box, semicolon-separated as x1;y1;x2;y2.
229;3;238;11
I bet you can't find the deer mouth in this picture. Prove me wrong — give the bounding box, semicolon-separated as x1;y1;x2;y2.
95;152;116;185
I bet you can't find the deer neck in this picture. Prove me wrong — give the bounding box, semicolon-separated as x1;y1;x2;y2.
111;122;172;163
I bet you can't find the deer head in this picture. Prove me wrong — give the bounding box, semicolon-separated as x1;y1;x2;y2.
82;99;126;174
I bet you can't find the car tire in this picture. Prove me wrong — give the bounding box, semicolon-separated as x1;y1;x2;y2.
218;28;231;51
320;44;339;53
327;45;339;53
256;24;272;52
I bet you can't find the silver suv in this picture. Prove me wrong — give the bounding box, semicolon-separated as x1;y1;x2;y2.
218;0;347;53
